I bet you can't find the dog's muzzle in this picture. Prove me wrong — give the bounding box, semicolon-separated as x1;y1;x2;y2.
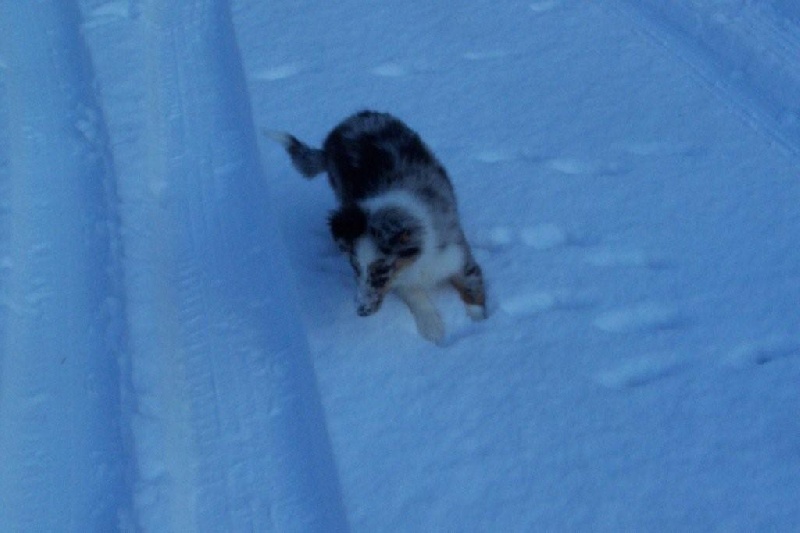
357;303;379;316
355;285;384;316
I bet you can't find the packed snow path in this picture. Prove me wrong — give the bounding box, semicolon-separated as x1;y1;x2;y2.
0;4;126;529
1;0;799;531
1;1;346;531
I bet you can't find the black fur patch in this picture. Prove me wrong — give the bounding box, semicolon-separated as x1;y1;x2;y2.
321;111;446;202
368;207;424;257
328;204;368;247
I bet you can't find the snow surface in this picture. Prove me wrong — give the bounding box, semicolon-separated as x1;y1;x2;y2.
1;0;799;531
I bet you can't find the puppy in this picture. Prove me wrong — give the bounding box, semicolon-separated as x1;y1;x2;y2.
270;110;486;344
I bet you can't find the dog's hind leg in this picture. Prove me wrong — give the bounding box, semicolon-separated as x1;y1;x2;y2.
396;287;445;344
451;256;487;320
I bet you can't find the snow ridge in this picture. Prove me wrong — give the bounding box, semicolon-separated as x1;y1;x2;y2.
0;2;127;530
98;1;347;530
1;1;348;531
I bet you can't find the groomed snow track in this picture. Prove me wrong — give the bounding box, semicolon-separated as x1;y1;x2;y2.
0;2;347;531
616;0;800;154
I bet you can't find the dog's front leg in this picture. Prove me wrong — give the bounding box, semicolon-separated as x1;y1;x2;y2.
396;287;445;345
450;257;487;321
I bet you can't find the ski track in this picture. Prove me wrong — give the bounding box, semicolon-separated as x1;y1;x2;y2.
2;1;347;531
0;3;126;530
613;0;800;156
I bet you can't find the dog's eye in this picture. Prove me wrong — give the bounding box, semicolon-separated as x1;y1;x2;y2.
397;247;420;259
371;263;392;276
372;276;389;289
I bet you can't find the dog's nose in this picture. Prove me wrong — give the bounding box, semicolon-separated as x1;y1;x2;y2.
357;304;376;317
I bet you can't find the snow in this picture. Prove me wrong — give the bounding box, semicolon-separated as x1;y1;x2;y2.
1;0;799;531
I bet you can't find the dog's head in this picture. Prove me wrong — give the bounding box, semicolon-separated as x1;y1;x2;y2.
329;204;424;316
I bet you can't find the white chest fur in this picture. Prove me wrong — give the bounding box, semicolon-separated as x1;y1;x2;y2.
361;190;465;289
394;243;464;289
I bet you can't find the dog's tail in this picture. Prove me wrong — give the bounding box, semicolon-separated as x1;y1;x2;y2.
265;130;326;178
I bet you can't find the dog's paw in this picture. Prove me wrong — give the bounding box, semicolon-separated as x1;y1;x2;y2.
466;304;487;321
415;313;446;345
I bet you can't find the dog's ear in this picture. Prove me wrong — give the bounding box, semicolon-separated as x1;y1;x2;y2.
328;204;368;251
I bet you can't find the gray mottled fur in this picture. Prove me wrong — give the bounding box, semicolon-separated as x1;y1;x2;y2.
271;110;486;343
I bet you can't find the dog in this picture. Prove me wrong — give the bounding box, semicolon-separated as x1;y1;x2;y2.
269;110;486;344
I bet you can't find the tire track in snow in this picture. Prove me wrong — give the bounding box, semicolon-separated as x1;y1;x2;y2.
80;1;348;531
0;2;127;530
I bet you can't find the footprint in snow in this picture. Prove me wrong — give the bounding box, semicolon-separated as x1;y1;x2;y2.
371;62;410;77
725;338;799;368
584;247;667;269
614;140;703;157
593;303;684;333
370;61;438;78
253;62;306;81
74;105;102;145
520;223;570;250
546;157;629;176
474;224;571;251
82;1;130;28
461;50;511;62
529;1;561;13
500;290;592;317
501;292;558;316
474;226;515;250
596;353;685;389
